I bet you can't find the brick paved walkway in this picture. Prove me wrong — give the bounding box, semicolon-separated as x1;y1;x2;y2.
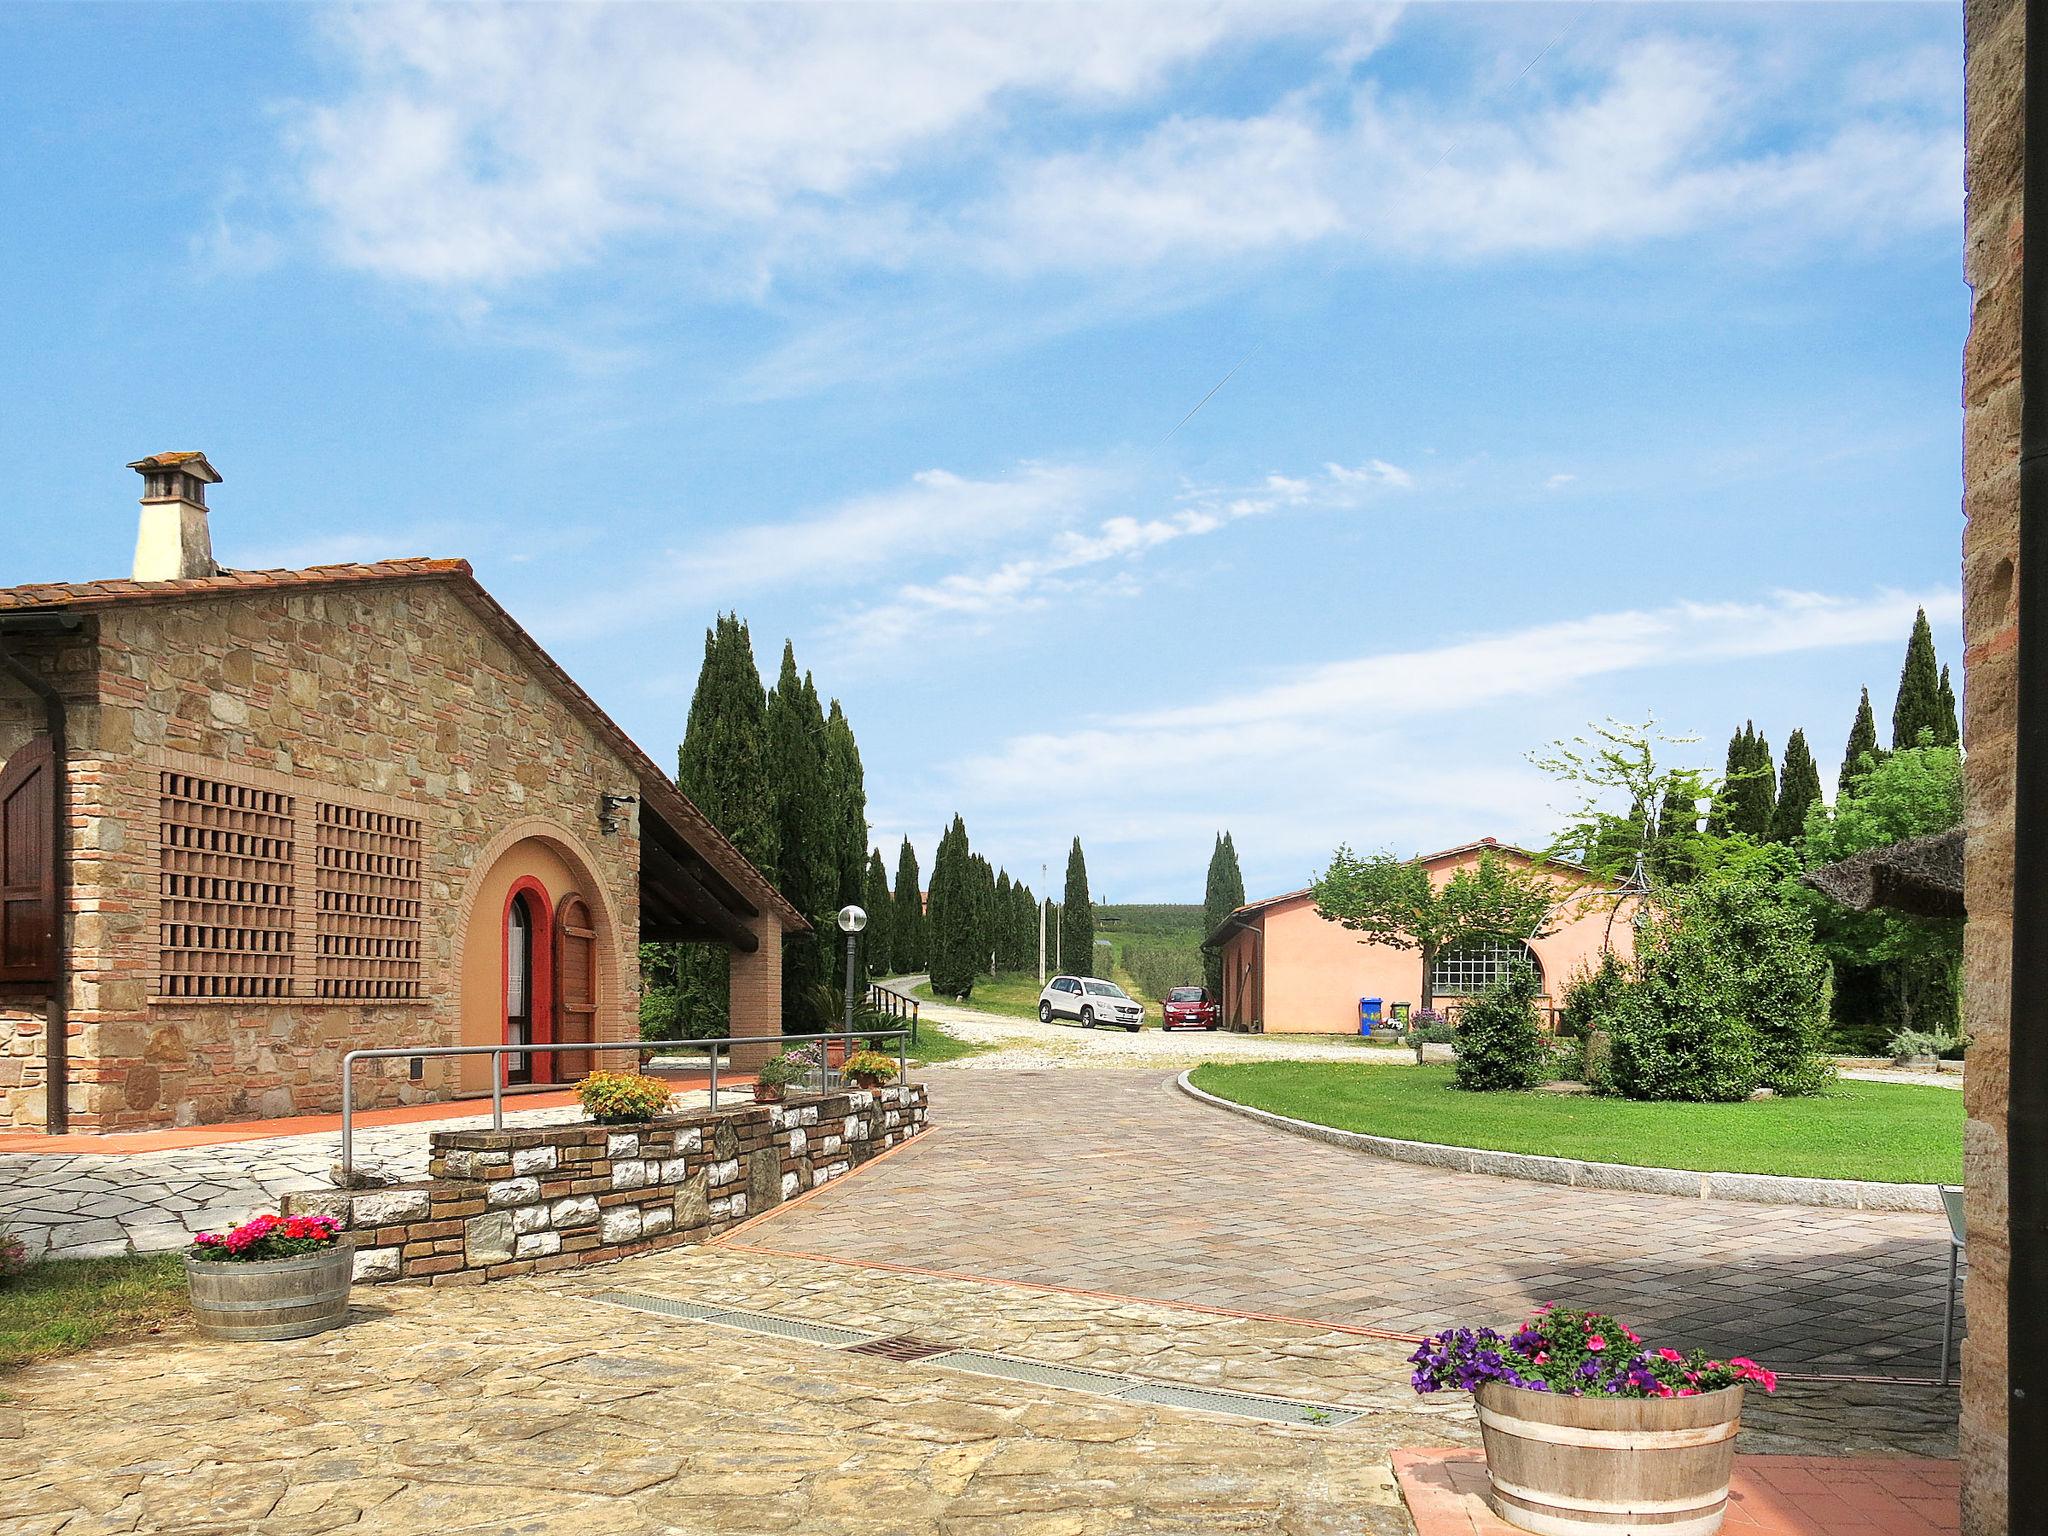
742;1068;1963;1381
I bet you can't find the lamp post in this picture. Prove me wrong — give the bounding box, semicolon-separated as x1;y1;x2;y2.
837;904;867;1073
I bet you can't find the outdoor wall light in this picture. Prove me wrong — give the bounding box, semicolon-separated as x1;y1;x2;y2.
599;792;638;835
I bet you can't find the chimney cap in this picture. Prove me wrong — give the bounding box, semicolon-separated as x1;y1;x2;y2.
127;451;221;484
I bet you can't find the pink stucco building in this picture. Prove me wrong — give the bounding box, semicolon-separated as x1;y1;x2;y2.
1206;839;1635;1035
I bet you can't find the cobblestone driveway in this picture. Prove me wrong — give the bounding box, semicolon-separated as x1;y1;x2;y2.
742;1068;1963;1383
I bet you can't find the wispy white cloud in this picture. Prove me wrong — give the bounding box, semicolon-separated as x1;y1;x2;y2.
929;587;1961;891
539;460;1111;641
272;12;1954;299
832;459;1412;652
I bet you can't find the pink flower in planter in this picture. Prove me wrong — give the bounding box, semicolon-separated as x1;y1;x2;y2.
1585;1335;1606;1352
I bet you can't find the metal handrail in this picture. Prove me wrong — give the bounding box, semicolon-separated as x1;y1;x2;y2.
864;983;921;1043
338;1029;910;1185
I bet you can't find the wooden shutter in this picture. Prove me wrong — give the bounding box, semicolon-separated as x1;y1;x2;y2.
555;894;598;1078
0;737;57;985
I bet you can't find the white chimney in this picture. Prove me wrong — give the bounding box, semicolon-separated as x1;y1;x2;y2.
127;452;221;582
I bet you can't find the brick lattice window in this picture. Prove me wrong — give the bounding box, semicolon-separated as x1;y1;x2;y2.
158;772;298;998
314;803;425;1000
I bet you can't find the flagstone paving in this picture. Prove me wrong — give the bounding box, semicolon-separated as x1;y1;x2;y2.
741;1068;1965;1393
0;1245;1454;1536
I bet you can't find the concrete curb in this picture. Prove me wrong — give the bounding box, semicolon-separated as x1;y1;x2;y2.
1173;1071;1944;1213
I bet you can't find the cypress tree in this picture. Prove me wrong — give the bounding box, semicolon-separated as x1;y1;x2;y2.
677;614;777;871
1060;838;1096;980
862;849;893;985
1892;607;1945;749
1770;728;1824;844
994;870;1014;971
1936;665;1961;747
822;700;868;990
1711;724;1775;840
765;645;834;1027
668;614;776;1038
927;816;977;997
1203;833;1246;994
890;838;923;973
1841;687;1881;795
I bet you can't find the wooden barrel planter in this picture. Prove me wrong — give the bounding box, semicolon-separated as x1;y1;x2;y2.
1473;1381;1744;1536
183;1241;356;1342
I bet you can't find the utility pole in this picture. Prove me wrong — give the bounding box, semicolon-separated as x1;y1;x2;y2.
1038;863;1047;983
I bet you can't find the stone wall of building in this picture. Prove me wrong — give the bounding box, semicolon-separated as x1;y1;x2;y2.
1961;1;2021;1529
0;625;98;1128
37;579;647;1131
286;1084;927;1284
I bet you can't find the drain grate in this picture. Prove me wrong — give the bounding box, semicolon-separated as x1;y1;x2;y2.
599;1293;1363;1428
844;1334;954;1363
1116;1382;1361;1426
928;1351;1136;1394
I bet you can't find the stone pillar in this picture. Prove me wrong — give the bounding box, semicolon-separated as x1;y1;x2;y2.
727;913;784;1074
1962;2;2022;1529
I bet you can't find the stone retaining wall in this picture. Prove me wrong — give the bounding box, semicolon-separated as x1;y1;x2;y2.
286;1084;927;1285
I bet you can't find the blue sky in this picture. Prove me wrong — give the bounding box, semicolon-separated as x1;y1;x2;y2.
0;3;1965;902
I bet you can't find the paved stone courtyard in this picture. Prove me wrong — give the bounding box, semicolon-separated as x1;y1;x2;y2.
749;1069;1964;1393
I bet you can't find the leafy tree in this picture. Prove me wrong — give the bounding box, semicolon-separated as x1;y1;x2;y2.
1060;838;1096;979
1312;846;1561;1011
1840;687;1881;796
891;838;924;974
1936;665;1960;748
926;816;977;997
1452;963;1548;1092
1531;718;1713;893
862;849;894;984
1891;607;1946;749
1770;728;1823;845
1202;832;1246;994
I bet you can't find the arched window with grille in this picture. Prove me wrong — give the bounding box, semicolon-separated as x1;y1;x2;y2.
1429;936;1543;997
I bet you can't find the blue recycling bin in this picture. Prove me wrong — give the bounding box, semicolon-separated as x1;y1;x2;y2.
1358;997;1383;1036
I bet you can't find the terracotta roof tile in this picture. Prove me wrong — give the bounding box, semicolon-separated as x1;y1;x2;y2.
0;559;472;613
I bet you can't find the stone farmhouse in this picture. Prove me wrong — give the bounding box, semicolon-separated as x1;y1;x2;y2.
0;453;805;1134
1206;839;1633;1034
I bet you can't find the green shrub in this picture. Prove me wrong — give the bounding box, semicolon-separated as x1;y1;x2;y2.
1606;922;1761;1102
1542;1034;1589;1083
1888;1027;1956;1061
1452;964;1548;1092
756;1046;820;1091
639;983;731;1042
1558;951;1630;1040
577;1072;673;1123
1686;878;1834;1096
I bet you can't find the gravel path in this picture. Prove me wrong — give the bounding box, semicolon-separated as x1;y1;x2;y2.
890;976;1420;1070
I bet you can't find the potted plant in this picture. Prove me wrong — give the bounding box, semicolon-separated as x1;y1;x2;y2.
843;1049;898;1091
753;1046;817;1103
1410;1307;1775;1535
184;1213;354;1342
577;1071;674;1123
1887;1027;1954;1070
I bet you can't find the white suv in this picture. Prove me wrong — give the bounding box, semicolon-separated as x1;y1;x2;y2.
1038;975;1144;1032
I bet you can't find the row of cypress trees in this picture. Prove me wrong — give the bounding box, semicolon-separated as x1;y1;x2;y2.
923;816;1055;997
661;614;872;1034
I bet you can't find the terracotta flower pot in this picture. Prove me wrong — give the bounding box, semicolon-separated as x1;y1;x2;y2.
849;1073;890;1091
824;1039;847;1070
1474;1380;1744;1535
751;1080;786;1104
184;1240;356;1342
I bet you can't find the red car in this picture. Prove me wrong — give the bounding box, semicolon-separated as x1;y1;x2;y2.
1161;986;1220;1030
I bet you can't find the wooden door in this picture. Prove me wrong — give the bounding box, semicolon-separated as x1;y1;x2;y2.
555;893;598;1079
0;737;56;986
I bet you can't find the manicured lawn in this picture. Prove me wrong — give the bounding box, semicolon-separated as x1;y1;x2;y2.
1188;1062;1964;1185
914;973;1078;1023
0;1253;187;1373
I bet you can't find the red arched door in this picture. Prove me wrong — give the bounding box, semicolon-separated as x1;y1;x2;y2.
555;893;598;1079
503;879;554;1085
